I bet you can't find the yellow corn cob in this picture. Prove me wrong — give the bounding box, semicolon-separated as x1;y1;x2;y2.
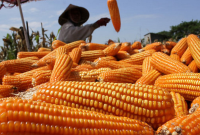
170;53;181;61
15;66;50;77
140;42;162;52
0;64;6;79
80;50;105;62
103;43;121;56
0;99;154;134
121;49;156;65
80;68;112;82
107;0;121;32
135;69;161;85
32;81;175;129
170;91;188;117
187;34;200;69
56;46;69;56
17;51;50;59
155;73;200;101
188;60;199;73
165;41;177;50
37;47;51;52
52;39;66;49
0;58;38;73
119;42;131;51
127;48;140;55
181;47;193;65
171;37;188;57
80;43;108;51
115;51;130;60
189;96;200;114
131;41;142;49
156;112;200;135
91;59;142;71
0;85;17;97
98;67;142;83
69;47;82;64
161;44;170;55
72;64;95;72
93;56;117;62
2;75;32;91
142;56;154;76
32;70;52;86
151;52;191;74
32;40;85;67
50;54;73;83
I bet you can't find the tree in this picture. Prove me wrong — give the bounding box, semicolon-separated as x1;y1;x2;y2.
170;20;200;40
156;20;200;41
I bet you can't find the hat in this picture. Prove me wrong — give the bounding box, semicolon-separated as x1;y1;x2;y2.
58;4;90;26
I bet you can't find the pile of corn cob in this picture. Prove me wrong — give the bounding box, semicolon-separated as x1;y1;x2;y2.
0;34;200;134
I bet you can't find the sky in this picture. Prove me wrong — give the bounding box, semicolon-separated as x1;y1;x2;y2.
0;0;200;48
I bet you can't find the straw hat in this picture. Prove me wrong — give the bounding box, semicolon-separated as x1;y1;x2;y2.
58;4;90;26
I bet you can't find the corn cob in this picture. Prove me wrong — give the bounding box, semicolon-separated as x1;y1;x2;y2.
80;43;108;51
142;56;154;76
72;64;95;72
93;56;117;62
165;41;177;50
189;96;200;114
45;57;77;70
2;75;32;91
80;50;105;62
50;54;73;83
187;34;200;69
32;50;56;67
81;68;111;81
15;66;50;77
56;46;70;56
119;42;131;51
156;112;200;135
161;44;170;55
0;64;6;79
155;73;200;101
69;47;82;64
17;51;50;59
52;39;66;49
0;58;38;73
188;60;199;73
69;68;112;82
32;70;52;86
135;69;161;85
103;43;121;56
151;52;191;74
32;81;175;129
98;67;142;83
127;48;140;55
32;40;85;67
0;99;154;134
171;37;188;57
170;53;181;61
91;59;142;71
0;85;17;97
107;39;115;45
170;91;188;117
107;0;121;32
140;42;162;52
181;47;193;65
120;49;156;65
115;51;130;60
37;47;51;52
131;41;142;49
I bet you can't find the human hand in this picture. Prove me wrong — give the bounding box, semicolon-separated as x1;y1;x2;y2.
96;18;110;26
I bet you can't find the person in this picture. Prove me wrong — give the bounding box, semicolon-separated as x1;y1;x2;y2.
58;4;110;43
